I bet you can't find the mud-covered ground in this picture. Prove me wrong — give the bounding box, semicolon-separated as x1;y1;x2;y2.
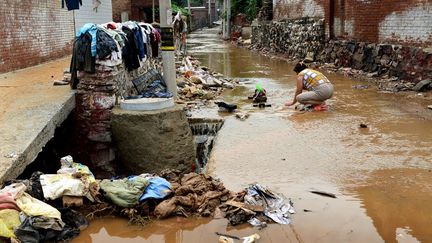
75;28;432;243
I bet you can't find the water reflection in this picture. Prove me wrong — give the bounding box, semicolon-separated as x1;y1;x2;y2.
73;217;299;243
353;168;432;243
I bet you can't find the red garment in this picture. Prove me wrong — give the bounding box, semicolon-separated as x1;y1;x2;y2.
153;29;161;43
0;192;20;211
106;22;119;30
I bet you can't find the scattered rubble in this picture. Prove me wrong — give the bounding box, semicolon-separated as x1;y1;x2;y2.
0;156;295;242
176;56;237;103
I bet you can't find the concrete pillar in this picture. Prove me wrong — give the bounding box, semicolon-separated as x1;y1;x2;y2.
112;106;196;174
226;0;231;38
159;0;177;99
208;0;212;27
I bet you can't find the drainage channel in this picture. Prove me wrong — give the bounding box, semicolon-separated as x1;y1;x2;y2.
17;115;225;178
188;117;225;173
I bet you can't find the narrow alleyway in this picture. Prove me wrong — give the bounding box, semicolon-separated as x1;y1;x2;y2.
74;28;432;243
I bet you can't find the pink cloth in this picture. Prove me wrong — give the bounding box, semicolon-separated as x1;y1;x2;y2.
0;192;20;211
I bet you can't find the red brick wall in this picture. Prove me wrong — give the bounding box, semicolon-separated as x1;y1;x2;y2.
339;0;432;46
274;0;432;46
112;0;132;22
0;1;74;73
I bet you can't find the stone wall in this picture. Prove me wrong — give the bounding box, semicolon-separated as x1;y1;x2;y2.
0;1;74;73
251;17;432;85
252;18;325;60
317;40;432;83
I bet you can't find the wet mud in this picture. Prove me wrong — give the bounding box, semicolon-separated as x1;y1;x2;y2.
75;28;432;242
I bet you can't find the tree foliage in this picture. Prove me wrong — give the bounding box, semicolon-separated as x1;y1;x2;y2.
172;2;189;15
231;0;262;21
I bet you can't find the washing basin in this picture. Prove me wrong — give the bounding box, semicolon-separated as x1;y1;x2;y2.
120;97;174;111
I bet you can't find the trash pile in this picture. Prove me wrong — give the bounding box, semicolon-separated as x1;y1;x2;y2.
176;56;238;101
0;155;92;242
0;156;295;242
218;184;295;228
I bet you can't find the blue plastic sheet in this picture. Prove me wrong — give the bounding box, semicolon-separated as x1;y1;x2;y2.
139;177;172;201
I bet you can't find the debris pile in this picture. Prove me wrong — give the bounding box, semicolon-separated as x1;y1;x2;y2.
176;56;238;102
219;184;295;227
0;156;295;242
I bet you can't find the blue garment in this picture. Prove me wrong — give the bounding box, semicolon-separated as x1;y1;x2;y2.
140;177;172;201
132;24;146;59
77;23;97;57
62;0;82;11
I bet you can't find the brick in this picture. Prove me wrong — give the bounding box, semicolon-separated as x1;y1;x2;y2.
273;0;432;47
0;1;74;73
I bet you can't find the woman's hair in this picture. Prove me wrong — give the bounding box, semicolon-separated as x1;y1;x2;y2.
293;62;308;73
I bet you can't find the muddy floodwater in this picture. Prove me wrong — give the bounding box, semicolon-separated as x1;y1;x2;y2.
75;29;432;242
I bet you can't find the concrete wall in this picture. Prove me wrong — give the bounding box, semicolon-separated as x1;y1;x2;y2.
188;4;218;30
190;7;210;30
274;0;324;20
273;0;432;46
0;1;74;73
74;0;114;33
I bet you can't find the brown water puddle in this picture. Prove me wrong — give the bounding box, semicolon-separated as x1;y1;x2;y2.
351;168;432;243
74;29;432;242
74;168;432;243
73;217;301;242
